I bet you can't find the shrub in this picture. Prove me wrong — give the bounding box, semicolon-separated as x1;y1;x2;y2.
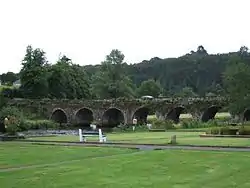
5;116;21;135
1;87;23;98
147;115;157;124
151;119;175;129
181;120;219;129
207;127;239;135
219;127;231;135
0;106;24;135
20;120;58;131
181;120;200;129
238;126;250;135
206;127;220;135
111;124;148;133
215;112;232;122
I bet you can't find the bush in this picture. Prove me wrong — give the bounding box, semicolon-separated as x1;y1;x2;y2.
181;120;200;129
206;127;239;135
19;120;58;131
206;127;220;135
0;106;24;135
219;127;231;135
238;126;250;135
181;120;219;129
111;124;149;133
5;116;21;135
1;87;23;98
151;119;175;129
147;116;157;124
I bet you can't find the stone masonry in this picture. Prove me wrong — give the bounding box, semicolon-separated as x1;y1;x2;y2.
6;97;236;127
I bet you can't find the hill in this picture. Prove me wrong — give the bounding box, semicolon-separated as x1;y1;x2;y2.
84;46;250;96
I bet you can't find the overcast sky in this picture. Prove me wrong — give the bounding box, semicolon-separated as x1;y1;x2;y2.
0;0;249;73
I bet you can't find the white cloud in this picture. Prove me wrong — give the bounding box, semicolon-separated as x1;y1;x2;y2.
0;0;249;73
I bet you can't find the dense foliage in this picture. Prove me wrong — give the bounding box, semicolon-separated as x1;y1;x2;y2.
1;45;250;115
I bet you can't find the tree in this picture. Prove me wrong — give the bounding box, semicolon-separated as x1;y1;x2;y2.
223;60;250;115
91;49;135;99
0;91;7;109
86;45;234;97
176;87;197;97
239;46;249;56
48;55;91;99
70;64;91;99
137;79;162;97
0;72;18;85
196;45;208;55
47;56;69;98
19;46;49;98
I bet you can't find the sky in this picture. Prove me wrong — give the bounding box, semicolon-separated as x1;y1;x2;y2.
0;0;249;74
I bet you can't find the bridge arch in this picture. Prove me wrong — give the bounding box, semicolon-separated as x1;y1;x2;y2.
51;108;68;124
166;106;185;123
102;108;125;127
75;108;94;127
132;106;150;125
201;105;221;122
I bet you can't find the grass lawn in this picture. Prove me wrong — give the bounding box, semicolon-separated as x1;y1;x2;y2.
0;142;134;169
1;143;250;187
27;131;250;147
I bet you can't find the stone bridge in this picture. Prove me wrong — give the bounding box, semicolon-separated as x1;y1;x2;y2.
7;97;244;127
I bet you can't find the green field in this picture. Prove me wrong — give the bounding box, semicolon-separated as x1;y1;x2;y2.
1;142;250;187
27;131;250;147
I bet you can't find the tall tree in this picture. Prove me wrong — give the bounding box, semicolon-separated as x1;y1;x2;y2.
91;49;135;99
48;56;69;98
70;64;91;99
223;59;250;115
48;55;91;99
19;45;49;98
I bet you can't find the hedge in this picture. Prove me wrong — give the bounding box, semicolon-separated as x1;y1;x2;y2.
207;126;250;135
